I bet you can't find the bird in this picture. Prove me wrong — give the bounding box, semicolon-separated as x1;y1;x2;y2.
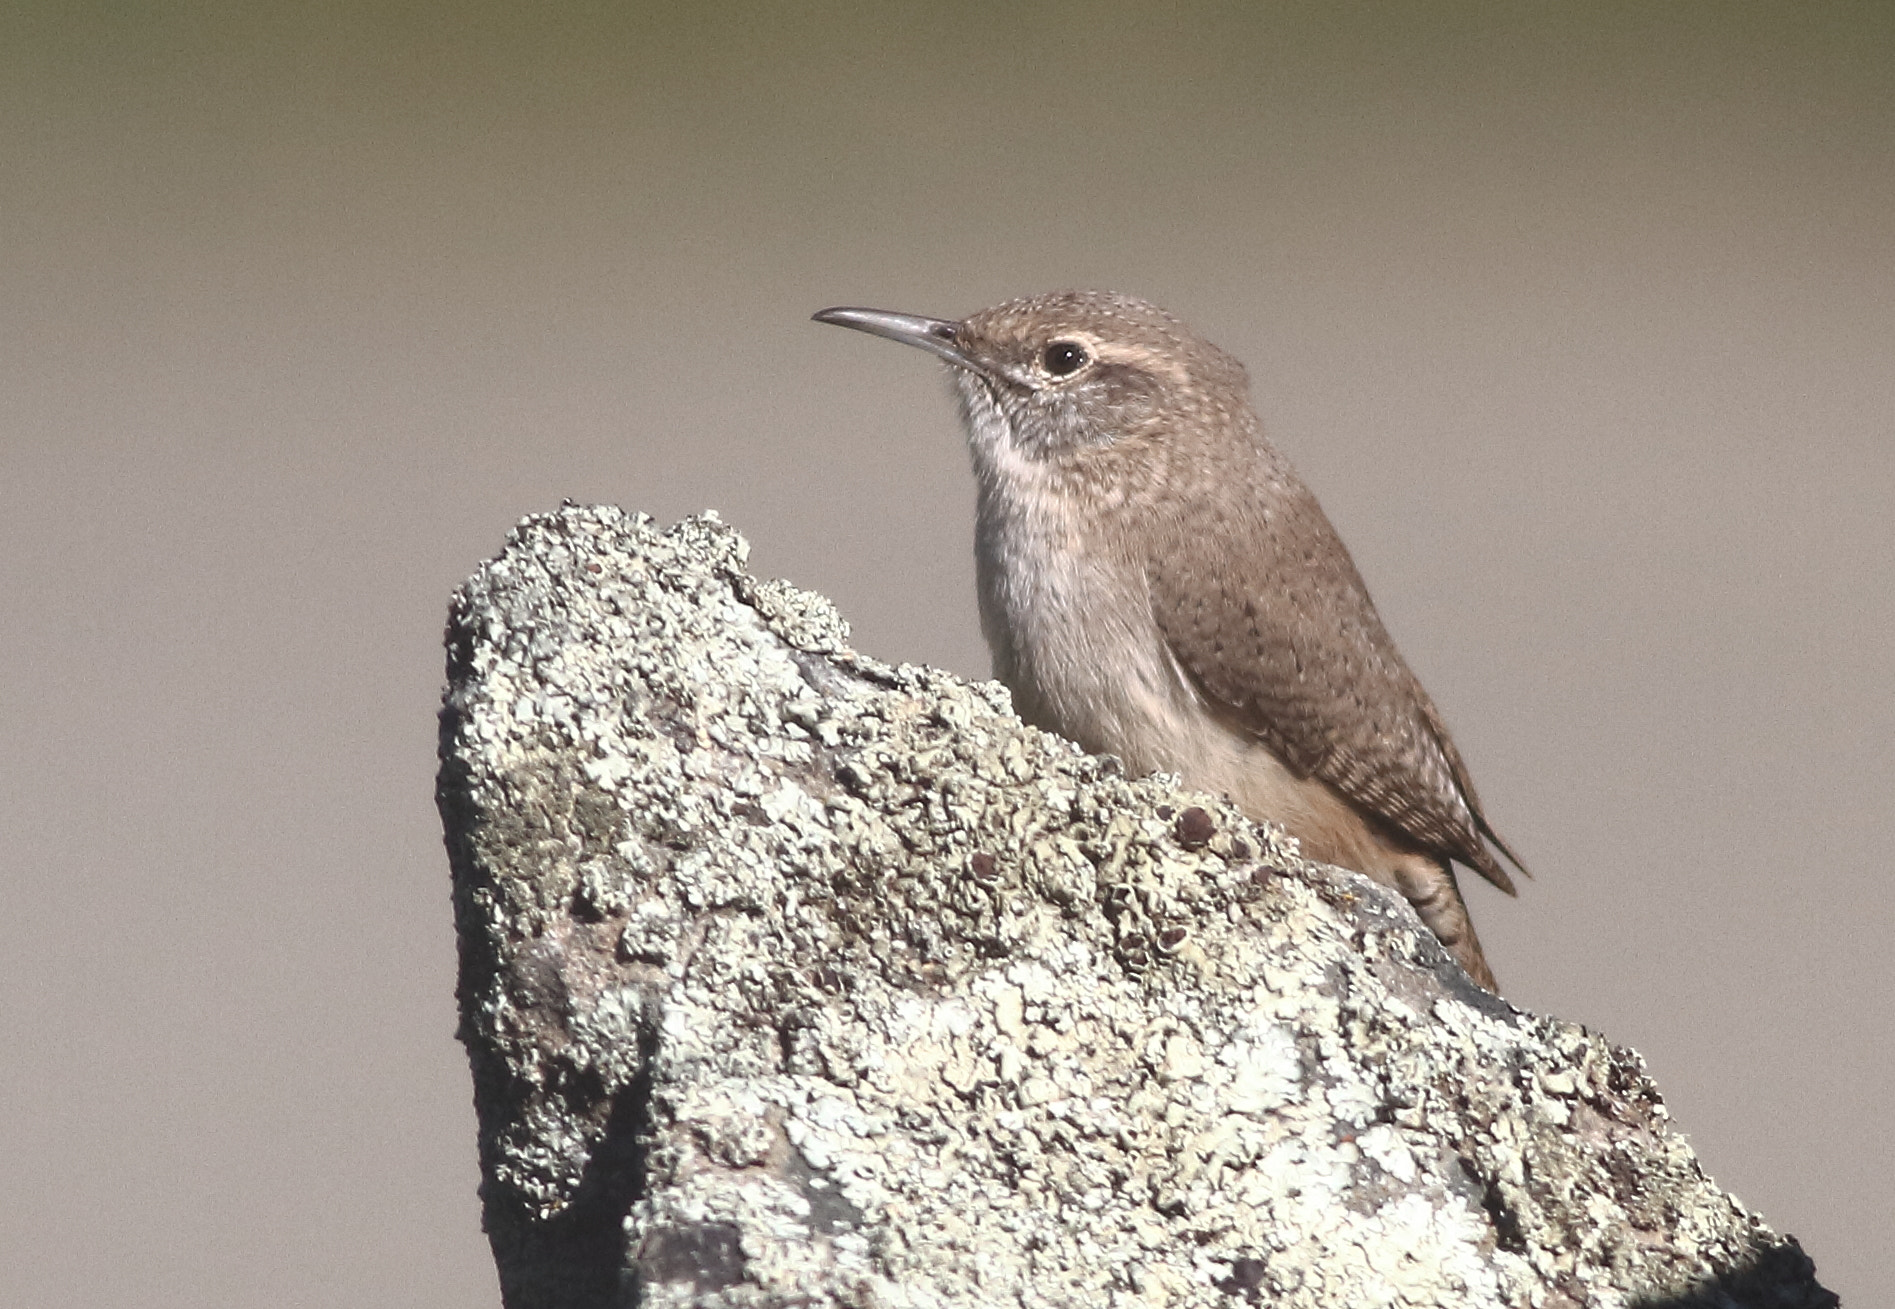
812;292;1526;992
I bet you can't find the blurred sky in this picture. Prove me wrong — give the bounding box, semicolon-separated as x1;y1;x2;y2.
2;3;1889;1304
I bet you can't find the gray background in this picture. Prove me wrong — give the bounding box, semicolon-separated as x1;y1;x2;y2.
3;3;1888;1304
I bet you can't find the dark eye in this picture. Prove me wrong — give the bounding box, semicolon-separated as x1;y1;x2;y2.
1041;340;1090;377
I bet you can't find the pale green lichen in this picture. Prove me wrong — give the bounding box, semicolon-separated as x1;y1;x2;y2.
439;504;1831;1309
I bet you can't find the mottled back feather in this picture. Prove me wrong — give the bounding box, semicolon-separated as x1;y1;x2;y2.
1144;472;1524;895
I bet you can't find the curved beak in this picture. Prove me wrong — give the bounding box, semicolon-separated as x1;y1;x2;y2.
811;306;983;373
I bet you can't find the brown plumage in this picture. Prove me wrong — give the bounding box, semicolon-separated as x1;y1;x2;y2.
815;291;1527;991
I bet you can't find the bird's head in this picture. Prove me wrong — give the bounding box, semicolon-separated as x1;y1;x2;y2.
814;291;1251;466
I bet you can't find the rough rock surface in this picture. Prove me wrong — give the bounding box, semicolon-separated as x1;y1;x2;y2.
437;504;1833;1309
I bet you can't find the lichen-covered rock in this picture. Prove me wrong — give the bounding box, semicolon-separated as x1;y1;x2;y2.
437;504;1832;1309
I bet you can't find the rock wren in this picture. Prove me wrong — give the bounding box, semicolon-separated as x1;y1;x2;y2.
813;291;1526;991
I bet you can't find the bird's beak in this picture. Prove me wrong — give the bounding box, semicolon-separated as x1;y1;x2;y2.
811;306;984;374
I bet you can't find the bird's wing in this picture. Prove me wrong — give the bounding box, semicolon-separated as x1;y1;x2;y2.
1144;478;1522;894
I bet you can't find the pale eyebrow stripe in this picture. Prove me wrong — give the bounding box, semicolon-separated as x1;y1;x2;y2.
1090;340;1190;385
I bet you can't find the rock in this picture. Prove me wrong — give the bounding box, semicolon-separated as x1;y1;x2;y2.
437;504;1833;1309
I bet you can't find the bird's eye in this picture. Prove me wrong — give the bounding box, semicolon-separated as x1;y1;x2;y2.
1041;340;1090;377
